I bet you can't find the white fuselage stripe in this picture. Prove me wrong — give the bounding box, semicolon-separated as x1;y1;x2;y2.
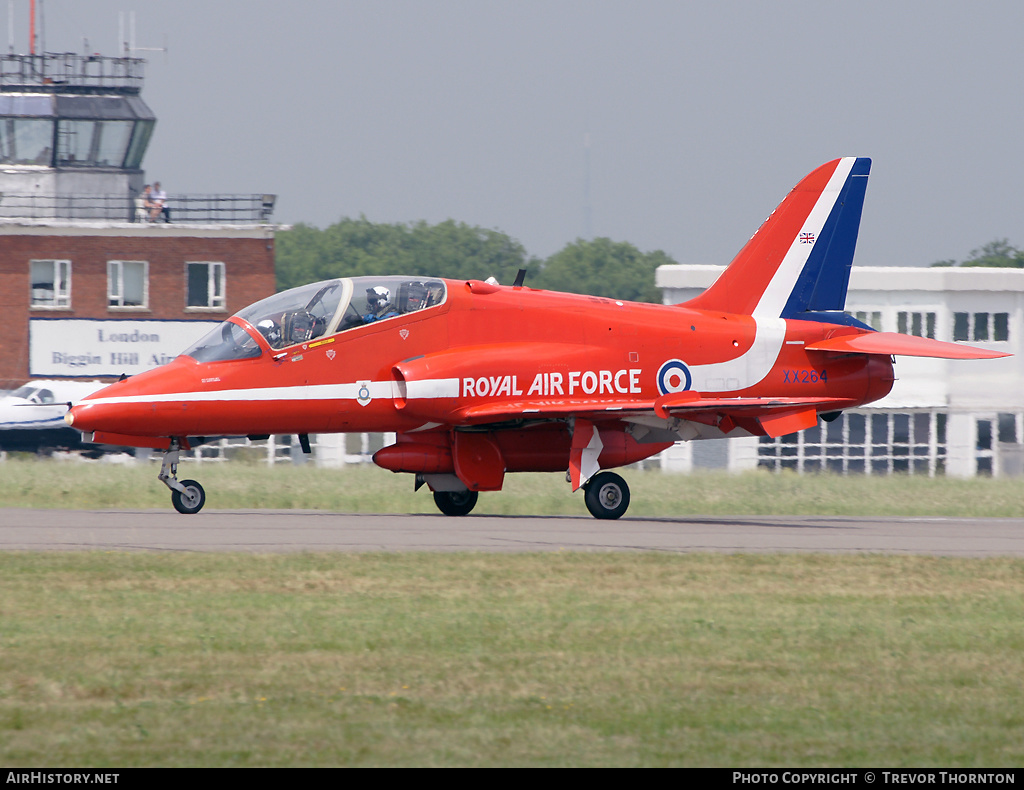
686;317;786;393
79;378;461;407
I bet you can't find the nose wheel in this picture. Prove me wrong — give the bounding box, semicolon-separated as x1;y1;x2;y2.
159;441;207;515
171;479;206;515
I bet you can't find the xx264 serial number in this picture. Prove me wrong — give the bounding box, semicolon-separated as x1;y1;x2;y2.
783;369;827;384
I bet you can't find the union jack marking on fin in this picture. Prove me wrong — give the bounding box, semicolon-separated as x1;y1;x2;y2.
799;232;815;244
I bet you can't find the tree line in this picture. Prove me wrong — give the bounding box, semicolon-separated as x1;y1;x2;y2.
275;218;1023;301
931;239;1024;267
274;217;673;302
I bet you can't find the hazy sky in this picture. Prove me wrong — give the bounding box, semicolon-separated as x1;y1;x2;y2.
18;0;1024;268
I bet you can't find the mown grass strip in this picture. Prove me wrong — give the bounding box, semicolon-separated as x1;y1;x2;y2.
1;552;1022;766
2;458;1024;516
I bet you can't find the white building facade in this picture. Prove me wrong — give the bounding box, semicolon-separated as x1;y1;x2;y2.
655;265;1024;477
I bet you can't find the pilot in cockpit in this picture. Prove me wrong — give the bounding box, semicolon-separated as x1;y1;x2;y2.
364;286;398;322
256;318;283;347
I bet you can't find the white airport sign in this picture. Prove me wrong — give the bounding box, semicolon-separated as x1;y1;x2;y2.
30;319;220;377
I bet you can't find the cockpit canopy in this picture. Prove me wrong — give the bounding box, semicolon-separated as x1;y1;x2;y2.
9;385;55;404
183;276;447;363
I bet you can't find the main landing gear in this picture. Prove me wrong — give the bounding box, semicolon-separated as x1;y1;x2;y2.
159;440;207;515
425;473;630;519
582;471;630;520
433;489;479;516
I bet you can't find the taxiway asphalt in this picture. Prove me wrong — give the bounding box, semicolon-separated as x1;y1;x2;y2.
2;509;1023;556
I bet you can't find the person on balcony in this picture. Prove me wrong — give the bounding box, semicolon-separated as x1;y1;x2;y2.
150;182;170;222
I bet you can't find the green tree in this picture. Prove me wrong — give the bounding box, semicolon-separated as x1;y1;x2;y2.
275;220;673;303
962;239;1024;267
931;239;1024;268
531;238;673;303
275;217;536;291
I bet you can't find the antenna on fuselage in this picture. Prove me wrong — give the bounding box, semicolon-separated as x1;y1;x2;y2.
512;269;527;288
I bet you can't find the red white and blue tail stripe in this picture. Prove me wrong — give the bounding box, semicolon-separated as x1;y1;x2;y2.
685;157;870;321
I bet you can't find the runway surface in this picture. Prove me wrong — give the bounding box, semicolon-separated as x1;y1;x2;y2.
2;508;1024;556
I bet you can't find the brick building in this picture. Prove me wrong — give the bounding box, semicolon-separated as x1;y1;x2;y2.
0;53;277;389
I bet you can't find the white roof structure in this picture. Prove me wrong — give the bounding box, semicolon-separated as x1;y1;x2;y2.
656;265;1024;477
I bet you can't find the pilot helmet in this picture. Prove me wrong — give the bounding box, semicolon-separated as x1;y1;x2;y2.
367;286;391;312
256;318;281;344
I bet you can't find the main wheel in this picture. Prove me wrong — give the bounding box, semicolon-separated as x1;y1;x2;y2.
171;479;206;515
433;489;479;517
583;472;630;520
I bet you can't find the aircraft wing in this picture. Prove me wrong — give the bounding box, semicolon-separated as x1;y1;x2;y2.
805;332;1010;359
653;393;856;438
456;398;658;423
455;393;856;438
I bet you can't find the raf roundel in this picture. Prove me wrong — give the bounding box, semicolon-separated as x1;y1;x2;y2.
657;359;691;395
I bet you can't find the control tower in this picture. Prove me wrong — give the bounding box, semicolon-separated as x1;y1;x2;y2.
0;52;156;220
0;51;279;389
0;52;273;222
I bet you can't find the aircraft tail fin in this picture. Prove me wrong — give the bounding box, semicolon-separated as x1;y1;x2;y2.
683;157;871;321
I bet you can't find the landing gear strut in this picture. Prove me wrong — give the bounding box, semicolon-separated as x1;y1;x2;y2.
583;471;630;520
159;440;206;515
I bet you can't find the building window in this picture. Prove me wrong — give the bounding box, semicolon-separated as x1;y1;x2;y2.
30;259;71;308
897;311;936;338
186;261;226;310
852;310;882;330
953;312;1009;342
56;119;135;168
108;260;148;308
757;410;947;476
0;117;54;165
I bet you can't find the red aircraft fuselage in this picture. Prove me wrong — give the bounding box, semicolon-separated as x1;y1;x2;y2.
64;158;1008;518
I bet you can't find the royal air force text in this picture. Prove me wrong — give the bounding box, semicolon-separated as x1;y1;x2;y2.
463;369;643;398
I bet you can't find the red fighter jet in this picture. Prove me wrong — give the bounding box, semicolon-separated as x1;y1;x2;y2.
66;158;1008;518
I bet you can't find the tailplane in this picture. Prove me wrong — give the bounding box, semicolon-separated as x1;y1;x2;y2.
684;157;871;320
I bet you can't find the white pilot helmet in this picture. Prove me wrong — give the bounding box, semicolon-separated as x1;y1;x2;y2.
256;318;281;343
368;286;391;310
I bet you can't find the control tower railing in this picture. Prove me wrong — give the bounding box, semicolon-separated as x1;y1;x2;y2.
0;53;145;94
0;193;277;223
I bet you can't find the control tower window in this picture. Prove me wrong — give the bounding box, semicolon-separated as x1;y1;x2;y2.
124;120;154;170
30;259;71;308
186;261;226;310
108;260;148;309
0;118;53;165
56;120;134;168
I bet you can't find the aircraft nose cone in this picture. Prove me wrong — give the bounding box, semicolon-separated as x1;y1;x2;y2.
64;411;75;426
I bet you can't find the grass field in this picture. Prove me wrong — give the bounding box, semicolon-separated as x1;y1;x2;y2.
1;458;1023;766
2;455;1024;516
1;552;1022;767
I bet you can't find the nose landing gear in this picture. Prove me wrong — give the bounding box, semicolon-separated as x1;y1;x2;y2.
159;440;207;514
